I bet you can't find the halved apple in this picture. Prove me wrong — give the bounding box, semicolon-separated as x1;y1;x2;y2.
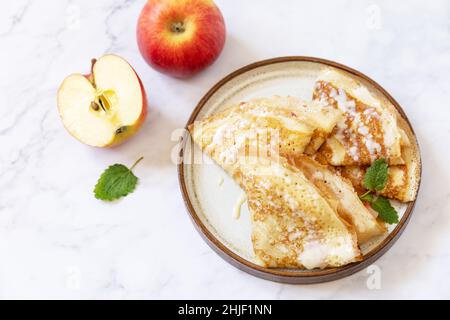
57;54;147;147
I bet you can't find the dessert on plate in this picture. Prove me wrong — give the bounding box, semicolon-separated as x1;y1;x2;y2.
188;68;420;269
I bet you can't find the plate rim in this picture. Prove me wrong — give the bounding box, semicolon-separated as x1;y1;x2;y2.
177;56;422;284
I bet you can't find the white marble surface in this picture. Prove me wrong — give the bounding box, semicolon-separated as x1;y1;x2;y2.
1;0;449;299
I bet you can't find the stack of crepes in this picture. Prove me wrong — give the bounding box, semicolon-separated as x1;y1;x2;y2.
188;68;420;269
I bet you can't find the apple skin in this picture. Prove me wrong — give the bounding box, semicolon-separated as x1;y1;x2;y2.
137;0;226;78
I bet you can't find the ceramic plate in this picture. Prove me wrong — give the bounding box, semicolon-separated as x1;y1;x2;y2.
178;57;421;284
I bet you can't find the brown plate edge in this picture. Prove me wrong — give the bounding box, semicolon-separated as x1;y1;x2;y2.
177;56;422;284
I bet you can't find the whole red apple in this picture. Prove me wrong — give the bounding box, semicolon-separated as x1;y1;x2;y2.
137;0;226;78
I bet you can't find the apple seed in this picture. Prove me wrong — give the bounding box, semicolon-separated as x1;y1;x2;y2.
90;101;100;111
98;96;110;112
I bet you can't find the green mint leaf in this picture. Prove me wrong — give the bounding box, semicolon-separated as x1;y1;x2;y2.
359;192;374;203
363;158;388;191
94;157;143;201
371;196;399;224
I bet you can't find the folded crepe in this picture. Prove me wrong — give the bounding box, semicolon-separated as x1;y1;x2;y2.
236;158;361;269
188;97;361;269
312;68;406;166
189;96;342;174
337;145;420;202
310;82;421;204
244;97;342;155
291;155;386;243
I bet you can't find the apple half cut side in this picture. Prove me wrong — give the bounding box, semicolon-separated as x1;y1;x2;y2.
57;54;147;147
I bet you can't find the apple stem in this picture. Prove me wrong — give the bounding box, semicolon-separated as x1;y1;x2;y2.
130;156;144;171
91;59;97;74
90;58;97;88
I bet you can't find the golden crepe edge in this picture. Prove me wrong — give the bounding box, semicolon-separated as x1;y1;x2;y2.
290;154;387;244
313;68;405;166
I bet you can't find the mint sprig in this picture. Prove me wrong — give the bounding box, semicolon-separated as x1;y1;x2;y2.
94;157;144;201
359;192;374;203
371;196;399;224
359;158;399;224
363;158;388;191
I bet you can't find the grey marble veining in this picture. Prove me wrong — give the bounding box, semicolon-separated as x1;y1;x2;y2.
1;0;449;299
